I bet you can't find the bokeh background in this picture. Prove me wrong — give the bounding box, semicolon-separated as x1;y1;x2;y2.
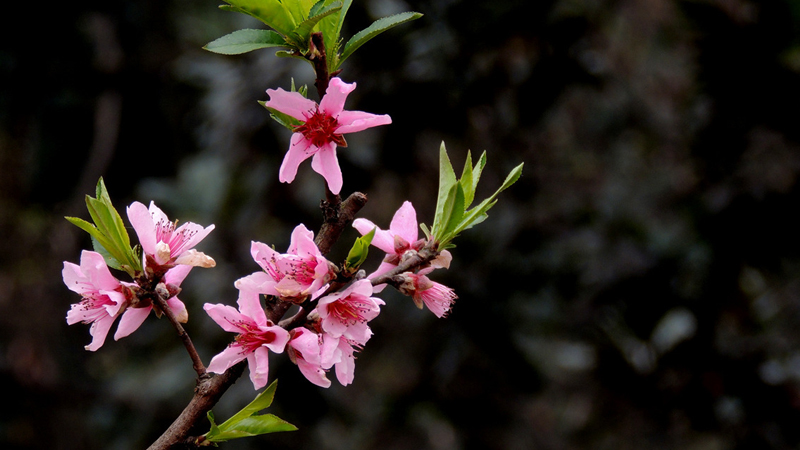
3;0;800;448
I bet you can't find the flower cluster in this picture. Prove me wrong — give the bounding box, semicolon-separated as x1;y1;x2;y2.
64;202;214;350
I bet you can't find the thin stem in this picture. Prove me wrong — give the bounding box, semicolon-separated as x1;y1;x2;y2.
154;293;206;378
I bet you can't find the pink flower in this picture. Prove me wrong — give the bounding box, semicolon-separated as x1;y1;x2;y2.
204;294;290;390
237;224;332;302
265;77;392;194
64;250;132;351
353;201;427;286
397;267;457;318
315;280;383;345
286;328;360;387
113;265;193;341
127;201;215;268
286;328;339;388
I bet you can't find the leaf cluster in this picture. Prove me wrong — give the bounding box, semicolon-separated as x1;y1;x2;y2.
65;179;142;277
422;142;524;249
204;0;421;74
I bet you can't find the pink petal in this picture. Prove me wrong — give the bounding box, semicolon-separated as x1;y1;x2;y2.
203;303;246;333
85;314;117;351
114;307;151;340
310;143;343;194
264;87;318;121
62;261;86;295
235;271;278;298
166;296;188;323
353;219;396;254
279;133;316;183
319;77;355;116
127;201;157;255
389;201;418;244
334;339;356;386
207;344;247;374
250;241;279;273
288;224;317;256
335;111;392;134
296;358;331;388
247;346;271;390
164;265;192;286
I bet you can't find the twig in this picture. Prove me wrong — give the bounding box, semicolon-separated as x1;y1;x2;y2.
153;293;206;378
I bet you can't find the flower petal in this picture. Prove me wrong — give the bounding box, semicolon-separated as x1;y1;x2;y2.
353;219;396;254
335;111;392;134
203;303;246;333
114;307;151;340
279;133;316;183
264;87;318;121
310;142;343;194
127;201;157;255
85;314;117;351
319;77;355;117
207;344;247;374
389;201;418;244
247;347;271;390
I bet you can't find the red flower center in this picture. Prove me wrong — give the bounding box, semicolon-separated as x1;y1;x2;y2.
295;109;347;149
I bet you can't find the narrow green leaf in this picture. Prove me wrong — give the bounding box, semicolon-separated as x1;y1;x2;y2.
205;411;221;440
220;0;297;36
217;380;279;432
442;182;466;237
432;141;457;236
419;222;431;240
338;11;422;68
472;151;487;195
308;0;327;18
211;414;297;440
460;150;475;207
204;29;288;55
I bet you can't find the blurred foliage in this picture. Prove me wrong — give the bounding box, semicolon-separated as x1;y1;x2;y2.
3;0;800;449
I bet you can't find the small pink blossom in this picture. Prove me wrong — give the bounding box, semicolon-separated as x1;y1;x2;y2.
286;328;360;387
204;294;290;390
353;201;430;287
265;77;392;194
315;280;383;345
64;250;132;351
113;265;193;341
398;267;457;318
237;224;332;302
127;201;215;268
286;328;339;388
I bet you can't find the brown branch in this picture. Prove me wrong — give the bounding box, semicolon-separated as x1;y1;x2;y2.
369;241;441;288
153;292;206;378
147;364;246;450
315;191;368;255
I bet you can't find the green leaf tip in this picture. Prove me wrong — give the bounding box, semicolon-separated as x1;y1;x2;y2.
430;142;523;248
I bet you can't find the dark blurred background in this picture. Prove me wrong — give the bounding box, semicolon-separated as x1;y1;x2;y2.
3;0;800;448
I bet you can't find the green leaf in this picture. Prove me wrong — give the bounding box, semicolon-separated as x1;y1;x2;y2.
281;0;317;25
431;142;457;237
204;380;297;443
442;182;466;238
220;0;297;36
204;28;288;55
66;179;141;275
210;414;297;440
345;228;375;272
419;222;431;240
287;2;342;52
429;144;523;248
338;11;422;69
